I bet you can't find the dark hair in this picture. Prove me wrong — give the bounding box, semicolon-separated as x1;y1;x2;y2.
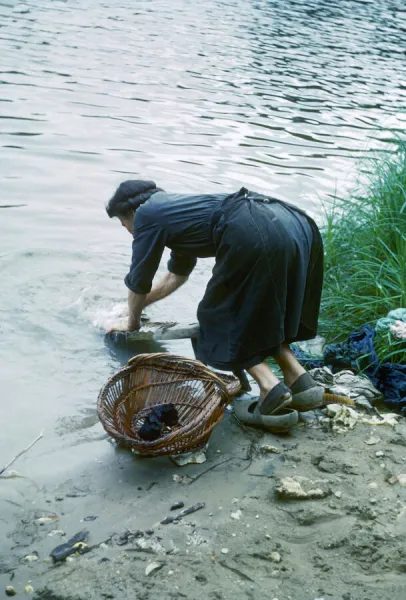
106;180;161;218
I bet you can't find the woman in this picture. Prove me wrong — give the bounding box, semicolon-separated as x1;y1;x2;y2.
106;179;324;431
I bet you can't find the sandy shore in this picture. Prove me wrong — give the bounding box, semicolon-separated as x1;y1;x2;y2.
1;406;406;600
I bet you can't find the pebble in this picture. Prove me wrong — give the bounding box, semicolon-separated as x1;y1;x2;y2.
260;444;281;454
365;436;381;445
5;587;17;597
221;548;229;555
24;554;39;562
370;498;377;505
231;510;242;520
266;534;272;540
145;562;164;576
368;482;378;489
270;552;281;563
334;491;342;499
47;530;65;538
397;474;406;486
375;451;385;457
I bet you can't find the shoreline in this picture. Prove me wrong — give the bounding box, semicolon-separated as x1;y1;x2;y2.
2;409;406;600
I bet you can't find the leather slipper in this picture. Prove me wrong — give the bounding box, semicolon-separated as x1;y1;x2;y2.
233;384;298;432
289;372;324;412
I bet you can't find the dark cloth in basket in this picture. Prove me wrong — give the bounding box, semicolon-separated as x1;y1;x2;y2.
125;187;323;371
138;403;179;441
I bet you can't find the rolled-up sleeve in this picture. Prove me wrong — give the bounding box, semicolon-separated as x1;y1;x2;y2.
124;211;168;294
167;250;197;277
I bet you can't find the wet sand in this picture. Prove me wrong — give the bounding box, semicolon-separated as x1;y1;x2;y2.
2;407;406;600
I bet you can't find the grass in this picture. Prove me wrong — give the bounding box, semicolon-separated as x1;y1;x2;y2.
319;139;406;352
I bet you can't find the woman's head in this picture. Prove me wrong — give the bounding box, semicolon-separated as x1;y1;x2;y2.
106;179;160;233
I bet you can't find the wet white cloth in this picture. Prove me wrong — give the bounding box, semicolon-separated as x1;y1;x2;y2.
308;366;383;406
390;320;406;341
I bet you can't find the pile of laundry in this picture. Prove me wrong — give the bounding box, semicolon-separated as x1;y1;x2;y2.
293;309;406;413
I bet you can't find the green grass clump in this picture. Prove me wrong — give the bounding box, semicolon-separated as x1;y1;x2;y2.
320;140;406;342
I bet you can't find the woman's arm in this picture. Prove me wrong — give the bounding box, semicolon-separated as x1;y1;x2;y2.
128;290;147;330
145;272;189;307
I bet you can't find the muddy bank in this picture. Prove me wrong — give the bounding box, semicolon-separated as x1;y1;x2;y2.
1;409;406;600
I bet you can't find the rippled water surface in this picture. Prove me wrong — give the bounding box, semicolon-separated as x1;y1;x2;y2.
1;0;405;467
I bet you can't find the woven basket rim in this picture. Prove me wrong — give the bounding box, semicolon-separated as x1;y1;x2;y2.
97;353;234;456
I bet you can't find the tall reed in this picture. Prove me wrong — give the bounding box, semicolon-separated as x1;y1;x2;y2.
320;141;406;342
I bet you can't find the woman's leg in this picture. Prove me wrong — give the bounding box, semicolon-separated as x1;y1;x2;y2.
247;362;280;403
273;343;306;387
247;343;306;414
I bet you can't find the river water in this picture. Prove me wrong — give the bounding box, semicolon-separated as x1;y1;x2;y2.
1;0;405;474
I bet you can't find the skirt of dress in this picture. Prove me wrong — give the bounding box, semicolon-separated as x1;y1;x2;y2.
195;190;324;371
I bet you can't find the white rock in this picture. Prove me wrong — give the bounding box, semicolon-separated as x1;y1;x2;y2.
231;509;242;520
277;476;330;499
24;554;38;562
365;436;381;445
36;516;59;524
171;449;206;466
260;444;280;454
397;474;406;486
334;491;342;499
375;451;385;457
270;552;281;563
368;482;379;489
47;530;65;537
221;548;229;554
145;561;163;576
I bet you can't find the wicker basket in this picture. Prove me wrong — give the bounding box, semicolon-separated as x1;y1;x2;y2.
97;353;240;457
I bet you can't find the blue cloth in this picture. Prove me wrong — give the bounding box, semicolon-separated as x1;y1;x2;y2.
291;346;324;369
372;363;406;412
293;324;406;412
323;325;379;373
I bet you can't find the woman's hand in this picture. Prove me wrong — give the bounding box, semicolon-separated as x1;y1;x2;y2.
106;317;130;334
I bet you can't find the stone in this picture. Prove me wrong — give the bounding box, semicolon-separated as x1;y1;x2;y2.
221;548;229;555
231;510;242;520
375;451;385;458
397;474;406;486
145;561;164;576
24;553;39;562
270;552;281;563
260;444;280;454
277;476;331;500
171;449;206;466
365;436;381;445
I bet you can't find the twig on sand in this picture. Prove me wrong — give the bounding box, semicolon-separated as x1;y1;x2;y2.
188;458;234;484
219;561;255;583
161;502;205;525
0;431;44;476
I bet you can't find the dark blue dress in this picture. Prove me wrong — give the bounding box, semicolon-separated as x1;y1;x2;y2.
125;188;323;371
